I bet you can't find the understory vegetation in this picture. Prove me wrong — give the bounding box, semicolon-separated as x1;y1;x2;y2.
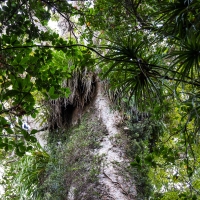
1;0;200;199
2;111;106;199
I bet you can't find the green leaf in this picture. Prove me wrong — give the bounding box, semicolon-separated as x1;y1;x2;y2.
31;129;38;134
5;127;13;134
30;136;37;143
65;87;71;98
130;161;141;169
27;146;33;151
19;144;26;152
22;130;31;141
0;142;6;148
15;147;25;157
50;93;59;99
145;155;153;164
136;155;140;163
31;112;37;118
187;166;193;177
192;195;197;200
2;34;10;44
4;90;19;98
0;117;9;125
49;86;55;95
4;144;8;152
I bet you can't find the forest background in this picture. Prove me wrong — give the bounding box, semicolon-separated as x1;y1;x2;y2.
0;0;200;199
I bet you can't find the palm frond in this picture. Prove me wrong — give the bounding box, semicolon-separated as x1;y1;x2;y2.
100;36;164;109
156;0;200;37
167;33;200;82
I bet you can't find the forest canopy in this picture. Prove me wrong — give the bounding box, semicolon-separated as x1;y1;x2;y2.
0;0;200;199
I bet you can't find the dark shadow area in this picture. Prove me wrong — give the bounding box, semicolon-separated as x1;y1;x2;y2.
48;74;97;132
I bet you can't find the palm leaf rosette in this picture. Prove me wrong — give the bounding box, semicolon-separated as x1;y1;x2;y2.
155;0;200;38
167;33;200;84
100;36;165;109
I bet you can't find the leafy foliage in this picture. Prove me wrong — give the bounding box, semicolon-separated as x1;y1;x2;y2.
0;0;80;154
40;114;104;200
2;112;106;200
1;145;49;200
1;0;200;199
81;0;200;198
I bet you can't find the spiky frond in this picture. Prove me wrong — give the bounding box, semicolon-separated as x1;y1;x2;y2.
167;33;200;81
156;0;200;37
100;36;165;109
